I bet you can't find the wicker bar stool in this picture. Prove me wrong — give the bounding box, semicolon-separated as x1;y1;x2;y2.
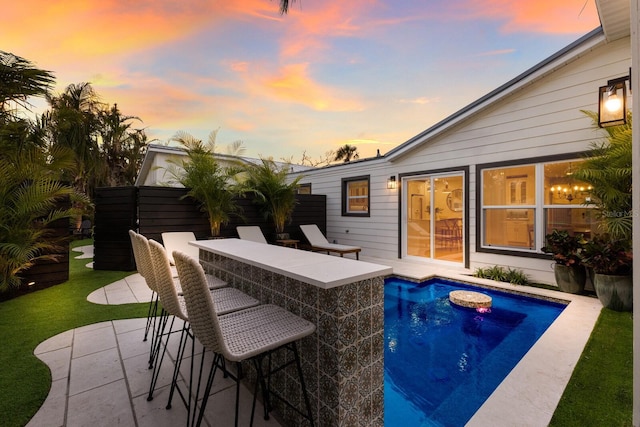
173;251;316;427
146;240;260;418
129;230;160;344
135;230;231;367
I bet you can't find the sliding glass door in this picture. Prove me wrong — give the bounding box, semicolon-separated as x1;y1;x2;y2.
404;173;464;263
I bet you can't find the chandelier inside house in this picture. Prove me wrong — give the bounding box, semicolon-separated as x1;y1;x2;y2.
549;184;592;203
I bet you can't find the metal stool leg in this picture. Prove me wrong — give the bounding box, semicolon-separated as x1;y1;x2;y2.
147;311;174;400
148;306;170;369
143;291;158;342
194;353;223;427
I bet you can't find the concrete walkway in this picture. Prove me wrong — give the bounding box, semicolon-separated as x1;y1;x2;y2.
28;246;278;427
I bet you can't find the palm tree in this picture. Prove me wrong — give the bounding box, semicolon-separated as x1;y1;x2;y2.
0;51;55;122
0;143;83;291
0;52;85;292
165;131;244;237
334;144;359;163
46;82;102;197
278;0;294;14
96;103;148;187
240;158;303;236
573;110;632;241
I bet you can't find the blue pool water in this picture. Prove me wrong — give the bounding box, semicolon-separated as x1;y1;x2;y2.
384;277;565;426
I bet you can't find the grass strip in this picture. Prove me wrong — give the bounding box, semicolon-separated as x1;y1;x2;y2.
549;308;633;426
0;239;147;427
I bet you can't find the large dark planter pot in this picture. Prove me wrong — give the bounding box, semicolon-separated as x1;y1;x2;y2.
553;264;586;294
593;273;633;312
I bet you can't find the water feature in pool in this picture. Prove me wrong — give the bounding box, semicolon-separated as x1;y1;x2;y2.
384;277;566;426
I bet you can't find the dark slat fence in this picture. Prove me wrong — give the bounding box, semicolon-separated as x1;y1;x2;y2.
93;187;139;271
94;186;326;271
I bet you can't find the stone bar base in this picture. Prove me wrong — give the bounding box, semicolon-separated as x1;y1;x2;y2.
200;250;385;426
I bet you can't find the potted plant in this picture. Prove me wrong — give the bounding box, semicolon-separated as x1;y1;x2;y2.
240;158;303;241
569;111;633;311
579;234;632;311
541;229;586;294
164;131;243;238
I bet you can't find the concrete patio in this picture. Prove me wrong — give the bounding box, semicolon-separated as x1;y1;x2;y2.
26;246;603;426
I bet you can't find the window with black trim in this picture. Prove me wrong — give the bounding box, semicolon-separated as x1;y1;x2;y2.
342;176;370;216
296;183;312;194
479;159;597;252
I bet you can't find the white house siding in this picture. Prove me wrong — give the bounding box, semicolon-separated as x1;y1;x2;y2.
295;33;631;285
139;152;183;186
297;159;399;259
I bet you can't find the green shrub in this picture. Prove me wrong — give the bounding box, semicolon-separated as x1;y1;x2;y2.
473;265;529;285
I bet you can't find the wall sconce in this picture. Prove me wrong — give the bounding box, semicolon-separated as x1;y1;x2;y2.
387;176;396;189
598;69;631;127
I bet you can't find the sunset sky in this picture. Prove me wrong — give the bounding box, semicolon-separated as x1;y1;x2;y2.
3;0;601;162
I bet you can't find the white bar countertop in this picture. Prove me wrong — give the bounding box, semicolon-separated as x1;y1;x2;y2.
190;238;392;289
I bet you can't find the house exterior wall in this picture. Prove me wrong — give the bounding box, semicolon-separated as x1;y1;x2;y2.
294;35;631;285
139;151;183;186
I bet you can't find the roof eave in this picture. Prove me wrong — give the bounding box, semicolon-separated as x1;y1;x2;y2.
385;27;606;162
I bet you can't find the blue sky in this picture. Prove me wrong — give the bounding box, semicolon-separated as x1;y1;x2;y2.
3;0;600;162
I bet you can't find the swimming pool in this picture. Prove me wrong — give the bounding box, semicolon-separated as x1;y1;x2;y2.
384;277;566;426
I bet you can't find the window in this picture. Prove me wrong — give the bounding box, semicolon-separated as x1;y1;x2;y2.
543;161;597;239
482;165;536;250
480;159;597;252
342;176;370;216
296;183;312;194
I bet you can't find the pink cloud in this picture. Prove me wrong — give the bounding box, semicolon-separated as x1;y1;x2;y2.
460;0;600;34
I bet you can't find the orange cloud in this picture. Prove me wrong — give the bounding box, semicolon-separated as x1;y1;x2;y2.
261;63;363;111
461;0;600;34
398;97;440;105
3;0;288;63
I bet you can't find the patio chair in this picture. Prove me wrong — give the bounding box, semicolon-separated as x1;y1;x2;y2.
146;240;260;413
161;231;199;265
173;251;316;427
161;231;227;290
129;230;159;343
300;224;361;260
236;226;268;244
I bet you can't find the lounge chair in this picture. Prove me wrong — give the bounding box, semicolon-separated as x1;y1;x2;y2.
161;231;227;289
236;226;268;244
161;231;199;265
300;224;361;260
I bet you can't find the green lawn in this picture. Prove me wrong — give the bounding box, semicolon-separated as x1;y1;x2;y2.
0;240;633;427
0;239;147;427
550;308;633;426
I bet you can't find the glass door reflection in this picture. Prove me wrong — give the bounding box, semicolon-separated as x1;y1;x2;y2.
405;174;463;263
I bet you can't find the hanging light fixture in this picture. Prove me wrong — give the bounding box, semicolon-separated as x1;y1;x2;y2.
598;69;631;127
550;184;593;203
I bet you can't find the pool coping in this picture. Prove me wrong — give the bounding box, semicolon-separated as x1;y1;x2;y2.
387;268;602;427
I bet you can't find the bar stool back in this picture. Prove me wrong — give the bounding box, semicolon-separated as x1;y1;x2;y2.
129;230;159;342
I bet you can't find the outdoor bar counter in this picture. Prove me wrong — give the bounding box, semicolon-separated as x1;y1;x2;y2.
190;238;392;426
